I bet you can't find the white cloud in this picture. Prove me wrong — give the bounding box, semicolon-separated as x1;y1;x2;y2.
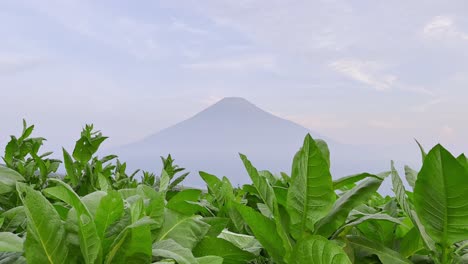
411;98;445;113
423;15;468;41
23;0;165;60
182;54;277;72
329;59;397;91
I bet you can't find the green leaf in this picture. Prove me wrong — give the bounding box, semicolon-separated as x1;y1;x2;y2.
390;161;435;252
159;170;170;193
62;148;78;186
193;237;255;264
155;209;210;250
315;177;383;238
0;166;24;194
414;144;468;246
347;236;412;264
316;139;331;169
202;217;229;237
457;154;468;171
287;134;335;239
104;217;155;264
414;139;427;163
152;239;197;264
44;179;101;264
333;213;404;238
94;191;124;246
16;183;70;264
290;235;351;264
166;189;203;215
333;173;379;190
218;229;262;255
399;227;424;258
196;255;223;264
233;203;286;263
403;165;417;189
0;232;23;252
239;154;292;255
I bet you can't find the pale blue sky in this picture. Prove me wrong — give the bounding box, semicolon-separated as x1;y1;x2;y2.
1;0;468;155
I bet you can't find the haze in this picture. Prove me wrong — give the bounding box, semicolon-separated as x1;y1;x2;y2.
2;1;468;161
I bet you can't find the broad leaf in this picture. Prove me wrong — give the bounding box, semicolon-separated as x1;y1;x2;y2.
193;237;255;264
17;183;70;264
414;145;468;246
347;236;412;264
290;235;351;264
155;209;210;250
44;179;101;264
152;239;197;264
218;229;262;255
315;177;383;238
239;154;292;255
0;166;24;194
287;134;335;239
0;232;23;252
234;203;286;263
390;162;435;252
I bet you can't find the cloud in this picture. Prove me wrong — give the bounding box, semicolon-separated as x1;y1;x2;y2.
182;54;277;72
23;0;165;60
411;98;445;113
423;15;468;41
329;59;436;96
329;59;397;91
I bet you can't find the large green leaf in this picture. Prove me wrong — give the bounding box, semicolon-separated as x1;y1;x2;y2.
239;154;292;255
44;179;101;264
333;173;379;190
155;209;210;250
390;161;435;252
166;189;203;215
0;166;24;194
218;229;262;255
414;145;468;246
233;203;286;263
286;134;335;239
94;191;124;252
347;236;411;264
0;232;23;252
16;183;70;264
193;237;255;264
314;177;383;238
104;216;155;264
152;239;197;264
290;235;351;264
196;255;223;264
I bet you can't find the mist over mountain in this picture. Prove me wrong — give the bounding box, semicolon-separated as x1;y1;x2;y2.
115;97;418;191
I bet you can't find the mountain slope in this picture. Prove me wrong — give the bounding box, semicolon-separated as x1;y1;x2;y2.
114;97;407;189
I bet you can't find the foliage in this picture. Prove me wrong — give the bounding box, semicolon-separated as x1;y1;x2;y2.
1;120;468;263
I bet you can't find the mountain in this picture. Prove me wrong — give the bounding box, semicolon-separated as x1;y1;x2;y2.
114;97;415;191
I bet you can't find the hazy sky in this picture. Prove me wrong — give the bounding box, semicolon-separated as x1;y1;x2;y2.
1;0;468;155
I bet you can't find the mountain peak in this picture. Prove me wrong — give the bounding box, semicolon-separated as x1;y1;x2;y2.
213;97;255;107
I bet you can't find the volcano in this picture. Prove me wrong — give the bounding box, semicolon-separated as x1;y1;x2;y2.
115;97;398;189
